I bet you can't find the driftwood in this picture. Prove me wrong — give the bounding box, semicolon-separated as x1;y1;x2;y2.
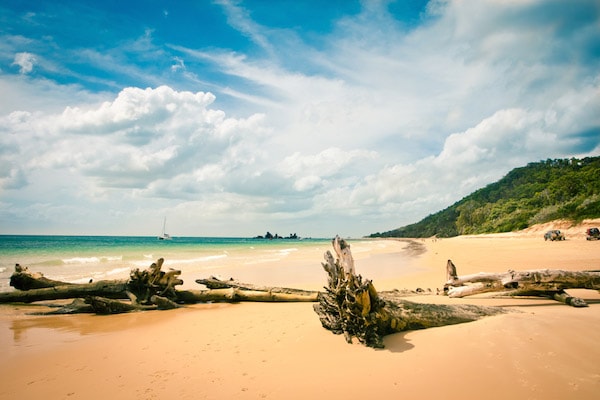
196;277;318;297
0;280;129;303
1;258;183;305
444;259;600;307
313;236;504;348
127;257;184;304
1;258;319;314
10;264;77;290
177;288;318;303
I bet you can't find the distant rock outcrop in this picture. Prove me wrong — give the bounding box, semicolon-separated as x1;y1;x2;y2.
254;232;299;240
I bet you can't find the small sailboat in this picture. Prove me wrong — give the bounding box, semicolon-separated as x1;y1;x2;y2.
158;217;172;240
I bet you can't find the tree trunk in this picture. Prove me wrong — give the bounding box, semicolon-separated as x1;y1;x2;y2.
1;258;183;308
444;259;600;307
0;280;129;303
10;264;77;290
177;288;318;303
195;277;318;297
1;259;319;313
313;236;504;348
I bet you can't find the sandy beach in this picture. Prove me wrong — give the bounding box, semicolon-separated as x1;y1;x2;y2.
1;220;600;400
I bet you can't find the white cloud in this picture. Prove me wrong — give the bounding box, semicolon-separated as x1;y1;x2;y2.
1;0;599;237
171;56;185;72
12;52;36;74
281;148;377;181
214;0;275;55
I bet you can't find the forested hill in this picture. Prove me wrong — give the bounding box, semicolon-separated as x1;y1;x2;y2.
369;156;600;238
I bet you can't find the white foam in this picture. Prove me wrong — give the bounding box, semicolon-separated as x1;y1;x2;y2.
62;256;122;264
243;258;281;265
270;248;298;256
62;257;101;264
103;256;123;262
176;254;228;264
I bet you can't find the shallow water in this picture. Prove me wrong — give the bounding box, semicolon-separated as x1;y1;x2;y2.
1;235;421;292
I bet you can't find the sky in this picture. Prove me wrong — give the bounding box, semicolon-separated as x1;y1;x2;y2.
0;0;599;238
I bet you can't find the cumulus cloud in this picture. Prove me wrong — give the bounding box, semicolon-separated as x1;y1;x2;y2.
1;0;599;236
7;86;274;192
12;52;36;74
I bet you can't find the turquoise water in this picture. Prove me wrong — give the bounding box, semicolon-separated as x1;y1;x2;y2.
0;235;332;292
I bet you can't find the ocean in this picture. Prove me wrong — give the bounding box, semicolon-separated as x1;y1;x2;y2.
0;235;337;292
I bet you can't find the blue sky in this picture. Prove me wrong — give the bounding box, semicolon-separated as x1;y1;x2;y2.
1;0;599;237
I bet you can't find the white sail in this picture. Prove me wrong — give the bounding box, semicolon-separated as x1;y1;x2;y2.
158;217;172;240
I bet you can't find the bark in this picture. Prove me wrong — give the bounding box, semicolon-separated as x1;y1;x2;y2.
313;236;504;348
127;257;184;304
195;277;318;297
1;259;319;313
444;259;600;307
176;288;318;303
10;264;77;290
1;258;183;309
37;295;180;315
0;280;129;303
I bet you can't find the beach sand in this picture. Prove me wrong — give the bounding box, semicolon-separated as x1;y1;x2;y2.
1;220;599;400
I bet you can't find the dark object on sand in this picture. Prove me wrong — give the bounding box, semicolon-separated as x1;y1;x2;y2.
586;227;600;240
544;230;565;241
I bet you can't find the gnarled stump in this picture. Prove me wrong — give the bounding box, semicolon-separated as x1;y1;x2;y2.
127;257;183;304
313;236;504;348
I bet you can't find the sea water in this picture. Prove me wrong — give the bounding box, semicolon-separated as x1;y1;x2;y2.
0;235;334;292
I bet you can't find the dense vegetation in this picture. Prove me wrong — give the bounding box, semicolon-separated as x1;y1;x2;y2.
369;156;600;238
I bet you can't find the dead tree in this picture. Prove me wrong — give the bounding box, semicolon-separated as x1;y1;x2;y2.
196;277;318;297
0;279;129;303
444;259;600;307
313;236;504;348
0;258;184;311
10;264;77;290
1;258;318;314
176;288;318;303
126;257;184;304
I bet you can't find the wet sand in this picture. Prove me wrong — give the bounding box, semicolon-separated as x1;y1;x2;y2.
1;220;599;399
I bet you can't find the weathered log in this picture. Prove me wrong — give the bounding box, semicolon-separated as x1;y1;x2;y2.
196;277;318;296
176;288;318;303
32;298;95;315
446;260;600;290
10;264;76;290
1;259;319;314
85;295;182;314
444;259;600;307
86;296;152;314
33;294;181;315
481;289;589;307
0;280;129;303
1;258;184;308
313;236;504;348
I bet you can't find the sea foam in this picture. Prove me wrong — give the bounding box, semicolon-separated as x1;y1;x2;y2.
62;256;123;264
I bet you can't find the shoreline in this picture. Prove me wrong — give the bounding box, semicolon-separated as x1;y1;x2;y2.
1;223;600;399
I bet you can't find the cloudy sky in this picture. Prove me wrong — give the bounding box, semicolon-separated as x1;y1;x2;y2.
1;0;599;238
